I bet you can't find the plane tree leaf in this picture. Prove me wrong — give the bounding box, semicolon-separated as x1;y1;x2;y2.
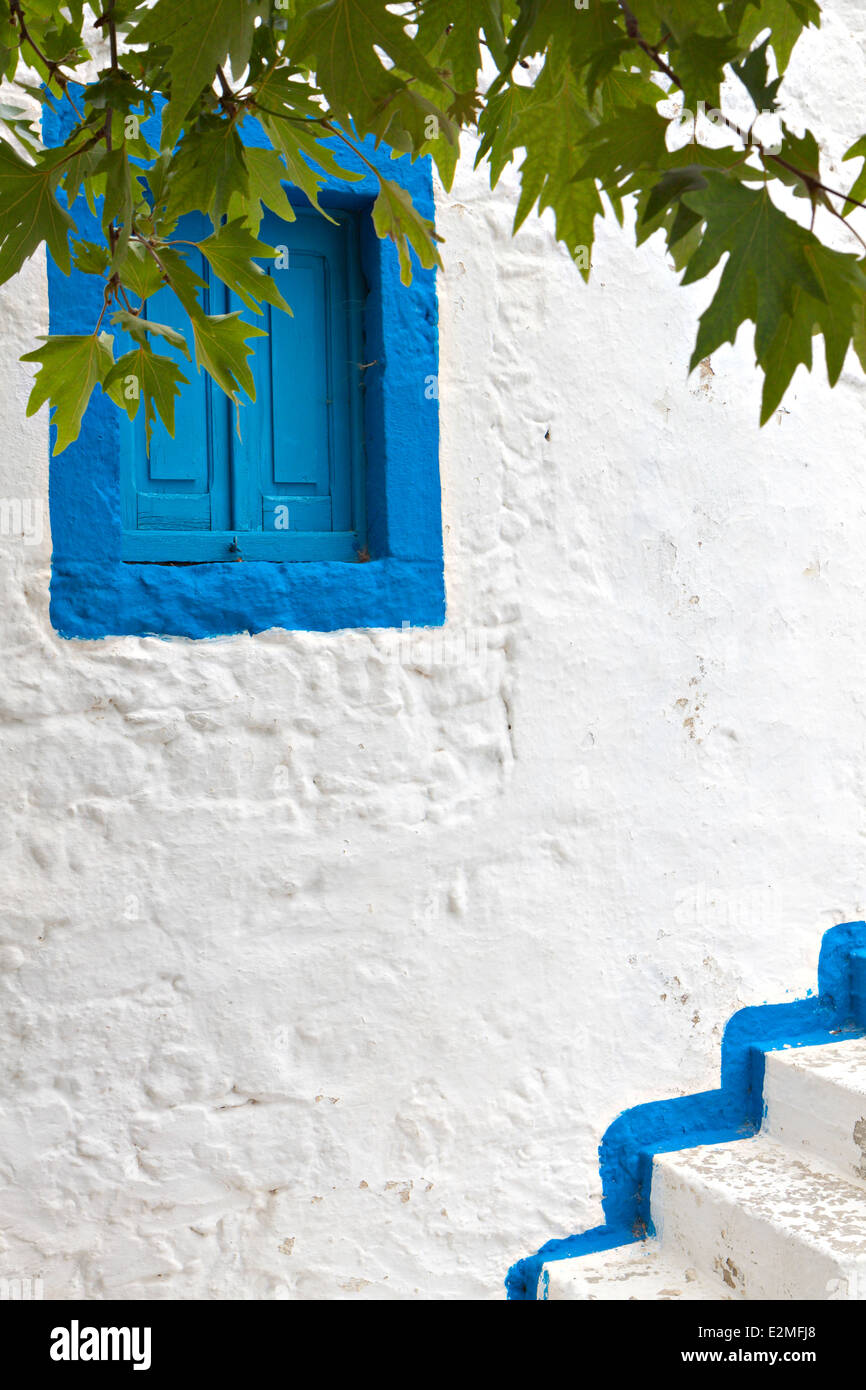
195;219;292;316
225;147;296;231
372;177;442;285
21;331;114;454
731;35;783;111
159;117;249;228
0;141;75;284
188;310;267;406
110;310;191;355
290;0;447;128
680;174;827;364
510;56;603;278
103;340;190;449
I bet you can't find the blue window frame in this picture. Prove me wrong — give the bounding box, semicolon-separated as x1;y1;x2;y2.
45;102;445;639
120;205;367;563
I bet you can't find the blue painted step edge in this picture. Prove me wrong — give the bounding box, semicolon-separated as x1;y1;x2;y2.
506;920;866;1301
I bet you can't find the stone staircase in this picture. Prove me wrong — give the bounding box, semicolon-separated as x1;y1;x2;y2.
540;1038;866;1300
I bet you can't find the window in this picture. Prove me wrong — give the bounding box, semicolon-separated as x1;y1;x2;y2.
121;207;367;564
46;105;445;639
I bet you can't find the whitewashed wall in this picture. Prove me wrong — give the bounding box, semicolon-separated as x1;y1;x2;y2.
2;4;866;1300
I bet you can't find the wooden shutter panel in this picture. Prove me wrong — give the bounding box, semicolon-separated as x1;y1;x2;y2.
121;206;365;562
121;272;212;533
120;221;232;558
229;207;363;556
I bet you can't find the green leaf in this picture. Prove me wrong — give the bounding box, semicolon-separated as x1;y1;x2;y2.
291;0;446;128
576;103;670;189
801;242;866;387
475;83;531;188
757;242;866;423
103;342;190;448
149;245;208;319
842;135;866;215
0;142;75;284
72;237;110;276
569;0;634;102
95;145;133;264
136;151;172;223
675;33;742;110
642;166;709;228
225;146;296;231
416;0;506;90
110;310;191;356
0;101;41;150
372;176;442;285
59;142;102;210
196;219;292;316
160;117;249;227
758;297;813;421
496;0;582;72
257;101;361;219
0;15;20;83
634;147;768;247
852;279;866;377
131;0;269;148
423;116;460;193
366;84;458;168
773;125;822;200
21;332;114;454
731;35;782;111
628;0;729;44
679;172;834;370
83;71;142;114
582;37;634;102
118;241;166;302
188;310;267;406
737;0;820;72
510;57;603;279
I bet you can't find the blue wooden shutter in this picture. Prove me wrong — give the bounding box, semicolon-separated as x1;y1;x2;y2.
120;214;231;557
120;205;366;563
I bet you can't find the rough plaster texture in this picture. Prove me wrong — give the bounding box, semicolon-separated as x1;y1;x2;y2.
3;7;866;1299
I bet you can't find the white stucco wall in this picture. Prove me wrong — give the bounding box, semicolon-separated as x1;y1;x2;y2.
2;5;866;1300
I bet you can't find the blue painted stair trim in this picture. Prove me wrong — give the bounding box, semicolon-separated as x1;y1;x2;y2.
506;920;866;1300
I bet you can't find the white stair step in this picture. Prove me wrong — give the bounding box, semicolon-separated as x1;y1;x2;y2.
539;1242;724;1301
652;1135;866;1300
763;1039;866;1188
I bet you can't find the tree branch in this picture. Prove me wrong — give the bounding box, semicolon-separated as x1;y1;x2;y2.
105;1;118;72
615;0;866;225
10;0;83;118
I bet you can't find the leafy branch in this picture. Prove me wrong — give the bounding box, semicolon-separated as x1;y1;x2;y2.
1;0;865;451
616;1;866;228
